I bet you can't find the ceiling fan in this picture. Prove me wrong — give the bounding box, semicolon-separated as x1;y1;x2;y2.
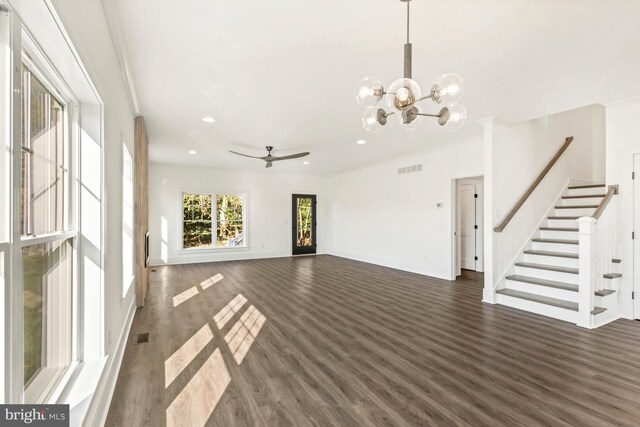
229;146;310;168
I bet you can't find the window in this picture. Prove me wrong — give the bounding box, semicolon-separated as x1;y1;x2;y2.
20;62;76;402
21;64;65;236
122;144;133;295
182;192;246;249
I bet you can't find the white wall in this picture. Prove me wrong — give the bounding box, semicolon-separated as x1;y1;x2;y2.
149;163;327;265
326;137;484;280
483;104;606;300
606;96;640;319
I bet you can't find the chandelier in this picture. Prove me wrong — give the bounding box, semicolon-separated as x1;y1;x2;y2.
355;0;467;133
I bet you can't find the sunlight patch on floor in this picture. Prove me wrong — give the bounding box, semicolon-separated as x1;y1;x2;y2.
200;273;224;290
172;286;199;307
213;293;247;329
166;348;231;427
224;305;266;365
164;324;214;387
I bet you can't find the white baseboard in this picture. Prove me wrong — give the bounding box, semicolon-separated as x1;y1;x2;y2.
150;249;328;267
328;249;450;280
82;296;136;427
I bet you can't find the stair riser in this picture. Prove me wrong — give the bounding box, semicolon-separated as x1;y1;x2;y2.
568;186;606;197
505;279;578;302
496;294;577;323
514;266;579;284
547;218;579;228
554;207;596;217
531;241;579;253
539;230;579;240
561;197;604;207
523;254;579;268
604;277;620;292
595;293;617;306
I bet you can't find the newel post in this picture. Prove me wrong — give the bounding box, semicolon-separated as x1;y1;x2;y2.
577;217;596;328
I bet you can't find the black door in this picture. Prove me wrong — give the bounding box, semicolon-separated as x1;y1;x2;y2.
292;194;317;255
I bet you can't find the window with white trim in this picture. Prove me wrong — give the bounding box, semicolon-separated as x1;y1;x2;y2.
182;193;246;249
20;61;76;402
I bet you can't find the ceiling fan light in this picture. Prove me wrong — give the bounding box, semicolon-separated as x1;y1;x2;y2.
439;104;467;132
431;73;465;106
355;76;385;107
361;107;387;133
386;78;421;113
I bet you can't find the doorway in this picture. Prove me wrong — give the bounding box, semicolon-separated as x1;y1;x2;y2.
292;194;317;255
455;177;484;275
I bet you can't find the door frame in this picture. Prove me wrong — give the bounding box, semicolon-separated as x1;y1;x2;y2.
292;194;317;255
452;176;484;279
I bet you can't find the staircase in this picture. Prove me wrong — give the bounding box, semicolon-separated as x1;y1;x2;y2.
495;183;621;325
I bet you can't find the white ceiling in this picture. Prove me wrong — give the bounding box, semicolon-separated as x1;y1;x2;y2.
110;0;640;176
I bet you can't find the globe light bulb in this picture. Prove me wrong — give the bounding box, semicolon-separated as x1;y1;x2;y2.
386;78;421;113
354;77;384;107
396;87;410;102
439;104;468;132
361;107;387;133
431;73;465;106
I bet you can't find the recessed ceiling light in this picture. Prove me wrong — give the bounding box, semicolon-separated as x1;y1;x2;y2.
303;161;310;165
202;116;216;123
357;139;366;145
188;150;197;155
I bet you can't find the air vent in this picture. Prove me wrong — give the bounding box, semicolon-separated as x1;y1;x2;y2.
136;332;150;344
398;164;423;175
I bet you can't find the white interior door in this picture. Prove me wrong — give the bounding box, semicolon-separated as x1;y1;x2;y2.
475;184;484;273
634;155;640;319
459;184;476;270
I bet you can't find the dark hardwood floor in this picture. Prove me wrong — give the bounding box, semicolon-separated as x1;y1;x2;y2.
105;255;640;426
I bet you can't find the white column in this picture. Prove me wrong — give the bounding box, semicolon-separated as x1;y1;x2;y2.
577;216;596;328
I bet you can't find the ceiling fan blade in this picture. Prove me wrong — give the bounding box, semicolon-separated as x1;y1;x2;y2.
270;152;310;161
229;150;263;159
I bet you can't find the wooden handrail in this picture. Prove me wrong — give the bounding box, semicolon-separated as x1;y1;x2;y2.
593;185;618;220
494;136;574;233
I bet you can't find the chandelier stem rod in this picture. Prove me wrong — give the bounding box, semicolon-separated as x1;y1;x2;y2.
403;0;412;79
415;113;443;118
417;94;434;102
407;0;410;44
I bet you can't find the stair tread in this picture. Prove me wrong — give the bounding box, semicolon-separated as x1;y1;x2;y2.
595;289;616;296
497;289;606;315
612;258;622;264
515;262;579;274
531;238;579;245
506;274;578;291
496;288;577;310
523;250;578;259
603;273;622;279
555;205;599;209
568;184;606;189
548;216;579;220
540;227;579;232
562;194;606;199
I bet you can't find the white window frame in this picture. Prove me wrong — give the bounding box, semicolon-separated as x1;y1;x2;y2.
21;46;79;405
178;189;249;252
4;10;81;405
